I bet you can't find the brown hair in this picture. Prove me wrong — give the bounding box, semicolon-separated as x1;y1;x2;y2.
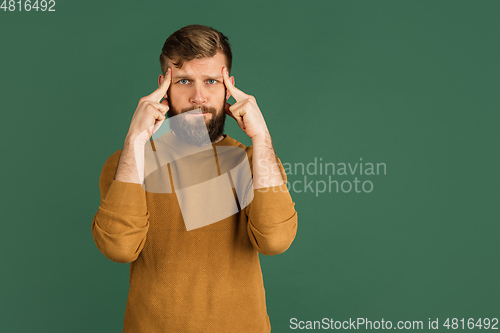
159;24;232;75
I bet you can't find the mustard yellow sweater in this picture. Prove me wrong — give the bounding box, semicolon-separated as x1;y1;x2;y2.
92;134;298;332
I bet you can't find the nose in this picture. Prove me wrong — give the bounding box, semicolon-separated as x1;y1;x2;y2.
189;82;207;105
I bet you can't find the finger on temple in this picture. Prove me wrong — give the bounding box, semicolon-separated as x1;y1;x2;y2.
149;67;171;103
222;67;246;102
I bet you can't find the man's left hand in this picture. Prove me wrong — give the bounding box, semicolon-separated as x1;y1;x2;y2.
223;67;269;140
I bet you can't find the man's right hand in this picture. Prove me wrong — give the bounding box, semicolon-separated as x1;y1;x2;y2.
114;68;171;184
126;67;171;145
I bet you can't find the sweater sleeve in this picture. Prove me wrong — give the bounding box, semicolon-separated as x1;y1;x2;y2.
91;150;149;263
246;157;298;256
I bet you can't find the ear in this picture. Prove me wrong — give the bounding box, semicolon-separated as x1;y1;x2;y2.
158;74;165;87
226;76;234;101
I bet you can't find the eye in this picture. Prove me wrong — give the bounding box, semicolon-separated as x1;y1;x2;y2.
179;79;189;84
207;79;217;85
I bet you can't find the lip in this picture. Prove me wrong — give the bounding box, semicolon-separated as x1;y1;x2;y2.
187;112;211;116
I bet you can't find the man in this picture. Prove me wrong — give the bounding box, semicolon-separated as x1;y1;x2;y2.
92;24;298;332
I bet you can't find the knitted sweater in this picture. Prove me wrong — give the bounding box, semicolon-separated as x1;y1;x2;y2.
92;134;298;332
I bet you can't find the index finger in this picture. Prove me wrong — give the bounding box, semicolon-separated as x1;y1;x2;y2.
222;66;247;102
148;67;171;103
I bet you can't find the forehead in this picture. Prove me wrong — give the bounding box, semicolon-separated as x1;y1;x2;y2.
172;52;226;76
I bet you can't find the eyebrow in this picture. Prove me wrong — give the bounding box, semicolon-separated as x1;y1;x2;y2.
173;74;222;79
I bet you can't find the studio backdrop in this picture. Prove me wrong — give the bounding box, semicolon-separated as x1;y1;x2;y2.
1;1;499;332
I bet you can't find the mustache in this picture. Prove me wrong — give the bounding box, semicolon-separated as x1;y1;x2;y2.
180;106;218;114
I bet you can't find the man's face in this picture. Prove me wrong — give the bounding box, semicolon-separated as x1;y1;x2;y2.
158;52;233;144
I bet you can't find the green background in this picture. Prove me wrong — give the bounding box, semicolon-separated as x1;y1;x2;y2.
1;0;499;332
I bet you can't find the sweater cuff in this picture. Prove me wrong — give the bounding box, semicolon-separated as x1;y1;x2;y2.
101;180;148;216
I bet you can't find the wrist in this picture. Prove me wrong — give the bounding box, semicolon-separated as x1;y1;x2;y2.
251;131;272;146
124;133;146;148
125;131;138;144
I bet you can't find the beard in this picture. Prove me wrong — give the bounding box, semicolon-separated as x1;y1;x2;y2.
166;95;226;146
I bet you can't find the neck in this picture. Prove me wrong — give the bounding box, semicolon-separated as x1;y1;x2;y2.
212;135;224;144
